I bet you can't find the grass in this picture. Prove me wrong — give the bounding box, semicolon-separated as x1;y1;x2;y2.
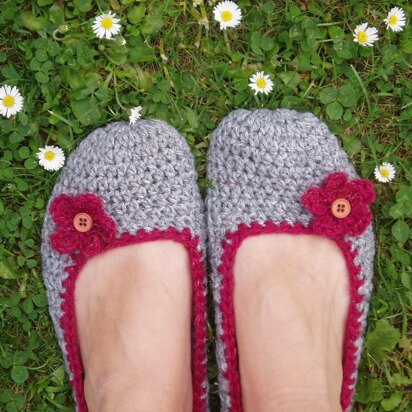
1;0;411;410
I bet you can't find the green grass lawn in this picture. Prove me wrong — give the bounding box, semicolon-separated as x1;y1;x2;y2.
1;0;411;410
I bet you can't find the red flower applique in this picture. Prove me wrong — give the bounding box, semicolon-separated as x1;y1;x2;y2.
49;194;117;258
301;172;375;237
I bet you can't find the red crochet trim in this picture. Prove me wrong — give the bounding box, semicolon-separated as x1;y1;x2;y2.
218;221;366;412
301;172;375;237
59;227;208;412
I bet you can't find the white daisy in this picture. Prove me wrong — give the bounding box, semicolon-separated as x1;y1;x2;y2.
384;7;406;32
353;23;379;47
374;162;396;183
92;11;121;39
249;72;274;95
0;85;24;118
37;145;65;171
213;1;242;30
129;106;142;124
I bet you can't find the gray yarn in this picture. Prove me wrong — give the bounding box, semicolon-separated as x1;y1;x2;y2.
206;109;375;412
40;120;208;411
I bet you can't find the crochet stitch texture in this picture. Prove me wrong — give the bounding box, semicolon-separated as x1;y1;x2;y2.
206;108;375;412
41;120;208;411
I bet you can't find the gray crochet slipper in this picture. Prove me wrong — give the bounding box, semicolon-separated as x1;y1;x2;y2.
41;120;208;412
206;108;375;412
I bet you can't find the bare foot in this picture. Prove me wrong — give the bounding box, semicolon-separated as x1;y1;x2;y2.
75;241;193;412
234;234;350;412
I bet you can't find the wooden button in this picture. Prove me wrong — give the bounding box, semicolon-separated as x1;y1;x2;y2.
331;198;351;219
73;213;93;232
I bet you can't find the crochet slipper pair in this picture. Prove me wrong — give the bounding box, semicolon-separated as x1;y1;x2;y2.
41;109;375;412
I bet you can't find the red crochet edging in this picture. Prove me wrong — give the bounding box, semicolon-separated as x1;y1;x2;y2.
217;221;365;412
59;227;208;412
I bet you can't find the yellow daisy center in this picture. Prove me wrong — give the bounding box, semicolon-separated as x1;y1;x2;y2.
389;15;398;25
221;10;233;22
44;151;55;161
357;31;368;43
3;95;15;108
380;168;389;178
256;78;267;89
101;17;114;30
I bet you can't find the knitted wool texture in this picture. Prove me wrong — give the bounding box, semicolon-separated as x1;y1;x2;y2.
206;109;375;412
41;120;208;411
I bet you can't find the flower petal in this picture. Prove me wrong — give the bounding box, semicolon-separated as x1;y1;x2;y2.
51;227;80;254
301;187;330;215
323;172;349;191
349;179;376;204
95;215;117;241
75;193;104;215
312;213;343;237
80;232;104;257
346;208;372;236
50;194;76;226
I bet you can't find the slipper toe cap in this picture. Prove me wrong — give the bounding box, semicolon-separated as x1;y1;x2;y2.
207;108;359;233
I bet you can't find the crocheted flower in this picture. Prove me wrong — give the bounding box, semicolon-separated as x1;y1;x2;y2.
301;172;375;237
49;194;117;257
